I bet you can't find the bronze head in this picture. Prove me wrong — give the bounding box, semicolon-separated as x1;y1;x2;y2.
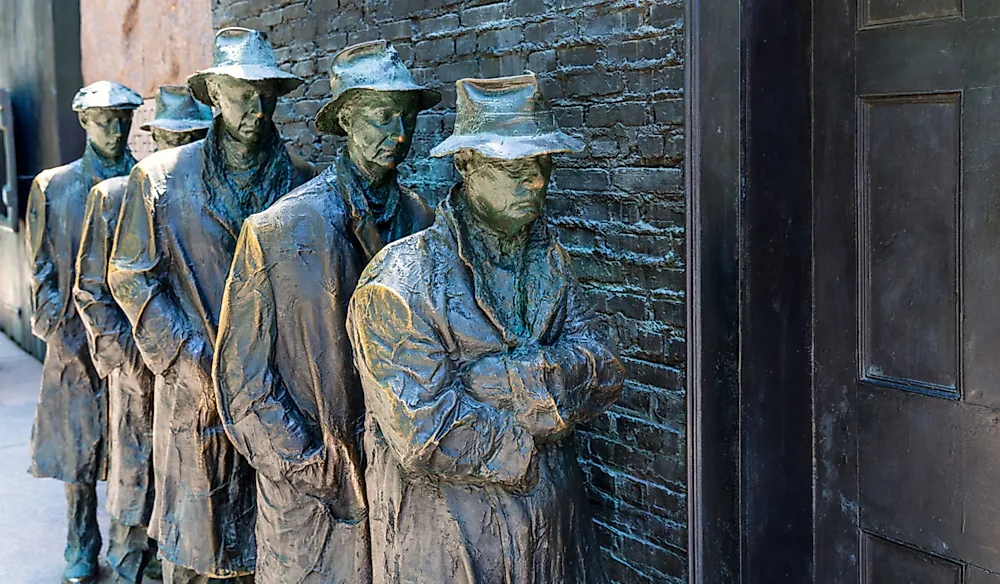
316;40;440;178
72;81;143;159
432;73;583;237
141;85;212;151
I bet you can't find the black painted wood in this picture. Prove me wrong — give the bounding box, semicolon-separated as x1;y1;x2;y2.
815;2;1000;581
687;0;813;580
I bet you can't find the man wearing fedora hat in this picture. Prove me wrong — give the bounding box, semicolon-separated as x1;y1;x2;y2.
140;84;213;150
108;28;313;583
26;80;141;584
73;84;213;584
346;72;624;583
213;39;439;584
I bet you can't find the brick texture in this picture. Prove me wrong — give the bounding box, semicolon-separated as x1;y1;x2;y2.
213;1;686;581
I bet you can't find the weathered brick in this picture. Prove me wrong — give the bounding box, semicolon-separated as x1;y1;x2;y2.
587;103;647;127
613;167;683;194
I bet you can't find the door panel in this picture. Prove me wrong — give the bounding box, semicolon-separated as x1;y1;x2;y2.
862;533;963;584
816;2;1000;581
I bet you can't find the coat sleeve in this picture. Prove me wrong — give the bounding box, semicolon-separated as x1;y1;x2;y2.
213;218;323;482
462;262;625;439
74;183;141;378
107;166;190;375
26;175;61;340
348;281;535;486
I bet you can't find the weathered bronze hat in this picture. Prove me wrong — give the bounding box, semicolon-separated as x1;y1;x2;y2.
140;85;213;133
315;40;441;135
71;81;143;112
430;72;584;160
187;27;303;106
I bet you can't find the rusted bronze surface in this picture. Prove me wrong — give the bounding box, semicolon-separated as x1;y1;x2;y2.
213;40;437;584
27;80;141;584
347;73;624;583
107;28;313;579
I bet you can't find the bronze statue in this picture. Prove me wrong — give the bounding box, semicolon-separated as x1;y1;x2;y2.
73;84;212;584
107;28;313;583
213;40;439;584
26;80;141;584
140;84;212;150
346;72;625;584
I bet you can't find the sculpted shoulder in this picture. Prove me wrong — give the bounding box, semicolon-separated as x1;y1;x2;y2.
32;158;83;195
357;224;442;294
246;170;351;254
129;140;204;203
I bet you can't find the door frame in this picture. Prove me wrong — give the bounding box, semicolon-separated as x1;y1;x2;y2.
685;0;815;581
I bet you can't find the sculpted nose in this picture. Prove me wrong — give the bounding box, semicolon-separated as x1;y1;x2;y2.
108;118;122;136
249;95;264;119
390;116;406;143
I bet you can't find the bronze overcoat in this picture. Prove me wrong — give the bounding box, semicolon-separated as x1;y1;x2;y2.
213;158;432;584
346;197;625;584
74;175;155;527
107;131;314;576
26;145;135;484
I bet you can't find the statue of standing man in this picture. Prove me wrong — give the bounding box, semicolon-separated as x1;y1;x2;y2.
108;28;314;583
27;80;141;584
74;84;212;584
347;73;625;584
213;40;439;584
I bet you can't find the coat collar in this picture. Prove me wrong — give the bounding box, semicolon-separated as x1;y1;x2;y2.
438;184;569;347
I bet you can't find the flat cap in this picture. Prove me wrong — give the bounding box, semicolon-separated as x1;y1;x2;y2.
72;81;143;112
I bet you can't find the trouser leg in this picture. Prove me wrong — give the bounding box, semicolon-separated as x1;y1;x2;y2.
64;481;101;579
162;560;254;584
143;542;162;580
107;520;155;583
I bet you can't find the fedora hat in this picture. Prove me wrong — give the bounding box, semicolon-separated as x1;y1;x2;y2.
72;81;143;112
140;85;213;133
187;27;303;106
430;72;583;160
315;40;441;135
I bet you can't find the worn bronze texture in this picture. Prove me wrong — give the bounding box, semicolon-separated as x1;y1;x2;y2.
213;40;437;584
27;80;141;583
141;85;212;151
107;27;313;579
347;73;624;583
74;85;212;583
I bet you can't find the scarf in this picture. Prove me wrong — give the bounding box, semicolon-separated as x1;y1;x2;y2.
81;140;136;193
336;151;403;260
201;117;296;238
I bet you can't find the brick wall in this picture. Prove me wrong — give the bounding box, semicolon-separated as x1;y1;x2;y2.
213;1;686;581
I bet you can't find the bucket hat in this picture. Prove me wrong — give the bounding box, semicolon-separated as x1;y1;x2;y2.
430;72;583;160
140;85;213;133
315;40;441;135
72;81;143;112
187;27;303;106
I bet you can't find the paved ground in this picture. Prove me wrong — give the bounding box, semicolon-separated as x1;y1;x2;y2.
0;334;159;583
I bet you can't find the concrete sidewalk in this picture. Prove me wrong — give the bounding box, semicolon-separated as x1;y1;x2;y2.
0;334;124;583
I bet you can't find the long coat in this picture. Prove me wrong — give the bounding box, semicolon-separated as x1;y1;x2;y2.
107;134;314;576
26;146;134;484
346;196;625;584
214;159;433;583
74;176;154;527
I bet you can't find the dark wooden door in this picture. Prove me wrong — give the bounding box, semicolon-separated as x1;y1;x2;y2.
815;2;1000;582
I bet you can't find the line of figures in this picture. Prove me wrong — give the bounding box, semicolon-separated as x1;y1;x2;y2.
27;26;625;584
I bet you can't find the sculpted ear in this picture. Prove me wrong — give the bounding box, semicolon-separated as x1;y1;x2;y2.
78;111;89;130
205;77;221;106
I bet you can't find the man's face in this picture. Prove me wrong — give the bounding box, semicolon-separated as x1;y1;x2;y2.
151;128;208;152
340;91;419;174
458;151;553;237
206;76;279;147
79;109;133;159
